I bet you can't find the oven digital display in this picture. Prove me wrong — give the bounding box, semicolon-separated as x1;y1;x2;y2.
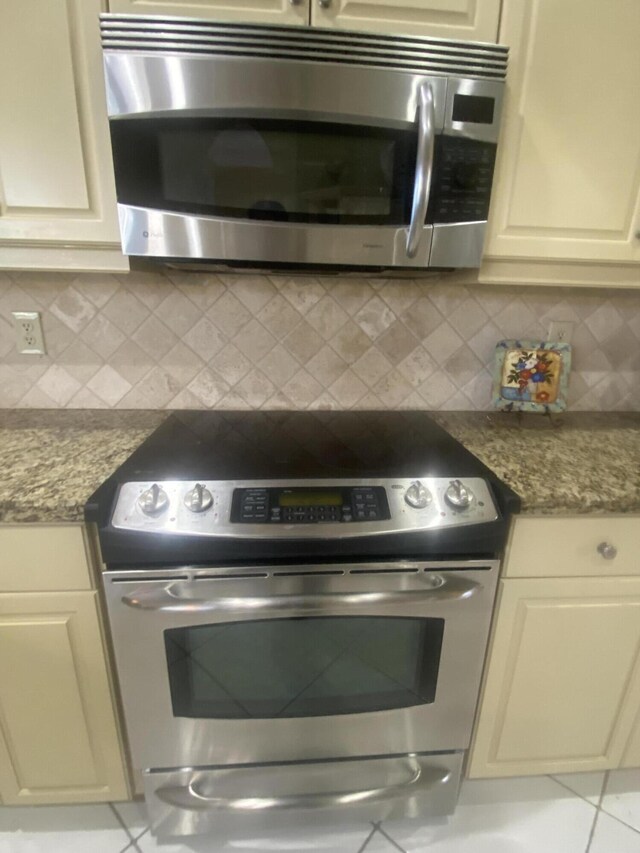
279;491;343;507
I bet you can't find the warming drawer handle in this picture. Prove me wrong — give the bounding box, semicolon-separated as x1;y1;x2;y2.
406;80;435;259
154;760;451;812
120;575;480;613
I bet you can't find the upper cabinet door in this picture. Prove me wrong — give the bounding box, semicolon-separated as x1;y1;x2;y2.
0;0;126;270
311;0;501;41
484;0;640;267
109;0;309;26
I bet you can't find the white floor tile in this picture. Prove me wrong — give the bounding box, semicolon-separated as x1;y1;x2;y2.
136;821;373;853
113;800;149;838
552;772;606;806
601;769;640;833
0;803;131;853
380;776;595;852
589;811;640;853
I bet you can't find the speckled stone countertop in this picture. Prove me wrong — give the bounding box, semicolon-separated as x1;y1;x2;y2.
0;410;638;523
0;410;165;523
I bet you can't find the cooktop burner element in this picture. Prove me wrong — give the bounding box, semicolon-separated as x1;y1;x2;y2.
86;411;520;566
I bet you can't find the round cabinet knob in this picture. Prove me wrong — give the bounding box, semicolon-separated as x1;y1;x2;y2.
597;541;617;560
318;0;332;7
444;479;473;510
184;483;213;513
404;480;431;509
138;483;169;516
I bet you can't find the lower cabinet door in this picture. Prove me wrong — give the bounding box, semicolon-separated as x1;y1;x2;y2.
622;711;640;768
0;591;129;804
468;577;640;778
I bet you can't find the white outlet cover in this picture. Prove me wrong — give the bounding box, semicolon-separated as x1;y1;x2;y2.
547;320;574;343
11;310;46;355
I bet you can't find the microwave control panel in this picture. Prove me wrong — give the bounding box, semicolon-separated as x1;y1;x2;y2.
427;137;497;224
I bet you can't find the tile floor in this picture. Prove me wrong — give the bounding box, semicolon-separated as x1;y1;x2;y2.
1;770;638;853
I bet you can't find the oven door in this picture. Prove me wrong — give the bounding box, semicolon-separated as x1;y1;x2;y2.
103;560;498;770
104;54;449;267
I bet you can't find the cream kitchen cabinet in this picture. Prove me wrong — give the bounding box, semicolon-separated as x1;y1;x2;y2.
0;525;129;805
311;0;501;41
110;0;308;26
469;515;640;778
623;709;640;768
111;0;500;41
0;0;127;272
480;0;640;287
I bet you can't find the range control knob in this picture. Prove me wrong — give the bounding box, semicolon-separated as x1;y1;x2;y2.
138;483;169;516
404;480;431;509
184;483;213;513
445;479;473;510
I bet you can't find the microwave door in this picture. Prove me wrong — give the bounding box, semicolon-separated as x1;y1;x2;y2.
112;110;436;269
104;59;445;268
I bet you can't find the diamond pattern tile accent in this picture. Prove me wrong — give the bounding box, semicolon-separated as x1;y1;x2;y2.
0;268;638;411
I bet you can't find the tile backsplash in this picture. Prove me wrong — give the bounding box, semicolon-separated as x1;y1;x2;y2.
0;269;638;411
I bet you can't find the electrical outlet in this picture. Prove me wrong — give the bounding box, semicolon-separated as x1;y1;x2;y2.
547;320;574;344
11;311;46;355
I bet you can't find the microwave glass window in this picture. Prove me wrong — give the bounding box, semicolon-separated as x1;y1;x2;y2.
164;616;444;719
110;119;416;225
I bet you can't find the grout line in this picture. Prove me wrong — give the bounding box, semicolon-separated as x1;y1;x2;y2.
119;840;143;853
109;802;136;844
597;770;609;809
134;826;150;845
356;822;380;853
597;808;640;838
548;775;601;809
377;822;409;853
584;808;600;853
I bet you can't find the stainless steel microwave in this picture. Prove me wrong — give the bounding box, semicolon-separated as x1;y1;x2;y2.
100;15;507;271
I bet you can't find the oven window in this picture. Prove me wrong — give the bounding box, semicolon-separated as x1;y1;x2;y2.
110;118;416;225
164;617;444;719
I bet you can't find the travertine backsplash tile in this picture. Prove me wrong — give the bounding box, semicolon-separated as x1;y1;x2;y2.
0;268;638;411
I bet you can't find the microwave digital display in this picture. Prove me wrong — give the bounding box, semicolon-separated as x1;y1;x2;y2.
452;95;495;125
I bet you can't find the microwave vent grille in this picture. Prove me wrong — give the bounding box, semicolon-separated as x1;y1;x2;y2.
100;15;508;82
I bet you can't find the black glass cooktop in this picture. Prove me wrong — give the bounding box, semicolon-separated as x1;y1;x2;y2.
86;410;520;566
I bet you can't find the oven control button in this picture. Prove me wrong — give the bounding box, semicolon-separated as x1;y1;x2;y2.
444;479;473;510
404;480;431;509
184;483;213;513
138;483;169;516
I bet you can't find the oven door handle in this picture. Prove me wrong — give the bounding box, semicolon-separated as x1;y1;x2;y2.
120;574;479;613
405;80;435;259
154;759;450;812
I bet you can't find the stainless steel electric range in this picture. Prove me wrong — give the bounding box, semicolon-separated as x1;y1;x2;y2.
86;410;519;838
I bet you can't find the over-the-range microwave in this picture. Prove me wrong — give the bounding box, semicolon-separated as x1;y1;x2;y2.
100;15;507;272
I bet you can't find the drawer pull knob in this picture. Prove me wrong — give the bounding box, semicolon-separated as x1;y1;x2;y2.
597;542;617;560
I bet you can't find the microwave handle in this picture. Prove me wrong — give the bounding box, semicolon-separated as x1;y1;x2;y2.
120;574;479;613
406;81;435;259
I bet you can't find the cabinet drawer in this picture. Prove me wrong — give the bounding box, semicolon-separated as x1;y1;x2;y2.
0;525;93;592
504;516;640;578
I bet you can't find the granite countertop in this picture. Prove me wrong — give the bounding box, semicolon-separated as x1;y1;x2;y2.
0;410;638;523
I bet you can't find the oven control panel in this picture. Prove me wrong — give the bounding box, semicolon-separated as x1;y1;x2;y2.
110;478;499;539
232;486;390;525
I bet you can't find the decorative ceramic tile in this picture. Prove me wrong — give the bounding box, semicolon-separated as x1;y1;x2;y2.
492;339;572;412
0;269;638;411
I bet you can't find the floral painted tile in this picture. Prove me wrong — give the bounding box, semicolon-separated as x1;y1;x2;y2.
492;339;572;413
